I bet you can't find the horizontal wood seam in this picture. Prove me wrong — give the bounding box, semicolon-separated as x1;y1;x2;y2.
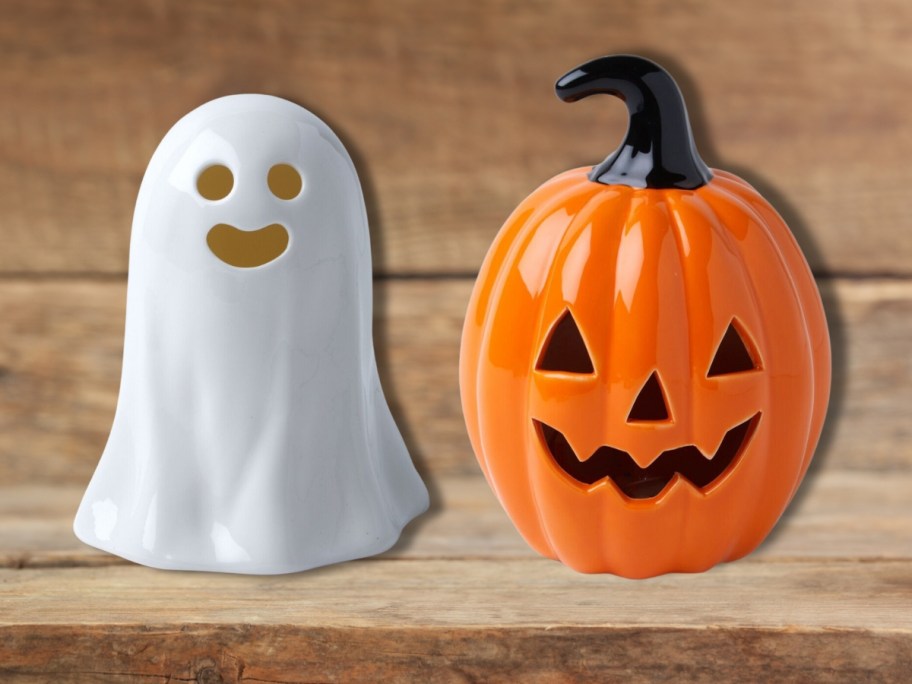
4;555;912;571
0;271;910;282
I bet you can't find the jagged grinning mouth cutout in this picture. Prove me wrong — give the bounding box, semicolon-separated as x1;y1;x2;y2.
534;413;761;499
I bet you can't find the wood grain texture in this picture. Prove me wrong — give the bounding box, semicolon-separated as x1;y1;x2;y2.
2;5;911;673
2;470;911;569
1;624;910;683
1;0;910;276
1;559;910;631
1;277;910;486
2;468;910;679
0;560;910;682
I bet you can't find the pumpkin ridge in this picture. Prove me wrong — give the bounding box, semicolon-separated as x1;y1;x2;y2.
559;188;637;571
701;179;818;550
665;186;785;565
605;189;639;570
699;183;787;535
463;173;593;474
663;188;695;438
522;184;625;560
662;189;709;566
467;173;602;553
703;180;814;405
463;171;595;482
472;171;593;323
709;175;830;481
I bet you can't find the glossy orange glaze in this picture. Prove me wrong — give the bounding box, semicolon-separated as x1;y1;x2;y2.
459;167;831;577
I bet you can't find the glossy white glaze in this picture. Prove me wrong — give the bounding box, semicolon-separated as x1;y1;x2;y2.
74;95;428;574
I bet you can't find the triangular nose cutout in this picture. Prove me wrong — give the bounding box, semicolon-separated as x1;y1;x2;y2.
627;372;670;422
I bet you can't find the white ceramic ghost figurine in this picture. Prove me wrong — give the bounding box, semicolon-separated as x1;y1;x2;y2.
74;95;429;574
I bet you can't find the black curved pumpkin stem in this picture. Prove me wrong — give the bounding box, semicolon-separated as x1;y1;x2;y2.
555;55;712;190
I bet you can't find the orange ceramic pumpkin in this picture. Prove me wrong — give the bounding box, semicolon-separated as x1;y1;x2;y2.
459;55;831;577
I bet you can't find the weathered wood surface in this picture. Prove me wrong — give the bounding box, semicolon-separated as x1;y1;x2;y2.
1;470;911;569
1;466;910;680
1;625;910;684
1;0;911;276
5;559;911;631
3;1;912;678
1;278;910;486
1;560;910;682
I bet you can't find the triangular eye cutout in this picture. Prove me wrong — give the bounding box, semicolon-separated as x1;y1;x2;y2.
708;320;760;377
627;371;670;422
537;310;594;373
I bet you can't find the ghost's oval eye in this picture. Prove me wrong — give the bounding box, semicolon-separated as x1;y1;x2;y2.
196;164;234;201
268;164;303;200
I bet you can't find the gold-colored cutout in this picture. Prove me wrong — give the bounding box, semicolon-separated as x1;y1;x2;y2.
268;164;303;200
206;223;289;268
197;164;234;201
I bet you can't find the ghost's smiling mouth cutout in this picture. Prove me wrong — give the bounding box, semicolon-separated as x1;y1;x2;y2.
206;223;290;268
534;413;761;499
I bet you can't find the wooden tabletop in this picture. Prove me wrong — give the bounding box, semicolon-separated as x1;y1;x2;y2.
2;1;911;681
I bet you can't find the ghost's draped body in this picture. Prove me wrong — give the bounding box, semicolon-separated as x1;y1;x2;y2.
74;96;428;573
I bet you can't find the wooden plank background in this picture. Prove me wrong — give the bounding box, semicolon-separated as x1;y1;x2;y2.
1;0;911;681
1;0;910;276
1;278;911;485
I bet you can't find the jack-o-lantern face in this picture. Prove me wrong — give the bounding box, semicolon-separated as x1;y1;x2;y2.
535;312;761;498
460;55;831;578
